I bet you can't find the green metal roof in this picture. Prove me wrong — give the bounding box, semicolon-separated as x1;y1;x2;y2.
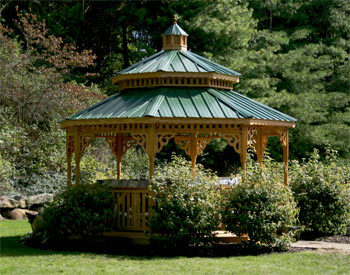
117;50;241;77
66;87;296;122
163;23;188;36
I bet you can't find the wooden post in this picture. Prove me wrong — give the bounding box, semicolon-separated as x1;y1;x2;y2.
282;128;289;186
240;125;248;180
73;129;81;185
116;133;123;180
117;156;122;180
147;124;156;180
190;134;197;178
66;134;72;186
256;127;263;165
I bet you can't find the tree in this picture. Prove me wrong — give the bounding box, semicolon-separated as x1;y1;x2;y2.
0;9;103;187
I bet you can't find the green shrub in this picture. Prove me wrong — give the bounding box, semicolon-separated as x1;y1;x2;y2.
222;159;298;250
289;148;350;236
41;183;114;242
150;155;220;250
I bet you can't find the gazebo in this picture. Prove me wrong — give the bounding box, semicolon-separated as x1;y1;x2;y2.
61;18;296;235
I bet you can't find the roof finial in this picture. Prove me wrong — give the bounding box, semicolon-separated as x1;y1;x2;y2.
173;14;178;24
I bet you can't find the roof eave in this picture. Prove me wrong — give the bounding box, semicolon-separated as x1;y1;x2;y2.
112;71;240;84
61;117;296;129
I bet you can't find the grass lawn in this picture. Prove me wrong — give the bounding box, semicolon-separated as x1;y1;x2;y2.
1;220;350;275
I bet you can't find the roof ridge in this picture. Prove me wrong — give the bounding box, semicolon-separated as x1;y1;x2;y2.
163;23;188;36
66;92;121;120
230;91;297;121
180;50;215;73
206;89;252;118
117;50;164;74
143;88;167;116
157;50;177;71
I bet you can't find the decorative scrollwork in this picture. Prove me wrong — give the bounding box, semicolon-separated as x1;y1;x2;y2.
105;136;116;152
247;126;258;146
123;138;136;155
279;128;288;147
156;134;175;153
80;136;93;154
222;134;240;154
196;138;211;155
131;133;148;151
262;135;268;154
174;137;191;156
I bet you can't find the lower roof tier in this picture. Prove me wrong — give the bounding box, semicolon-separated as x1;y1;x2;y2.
65;87;297;123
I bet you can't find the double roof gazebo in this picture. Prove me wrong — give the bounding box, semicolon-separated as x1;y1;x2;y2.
61;18;296;187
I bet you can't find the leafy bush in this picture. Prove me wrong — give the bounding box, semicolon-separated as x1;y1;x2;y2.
0;152;14;194
289;147;350;236
122;146;149;179
150;155;220;250
222;158;298;250
41;183;114;242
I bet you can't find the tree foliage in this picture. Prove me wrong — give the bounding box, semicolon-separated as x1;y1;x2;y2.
0;9;103;189
0;0;349;186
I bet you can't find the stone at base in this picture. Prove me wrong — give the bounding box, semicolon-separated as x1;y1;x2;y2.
8;209;38;220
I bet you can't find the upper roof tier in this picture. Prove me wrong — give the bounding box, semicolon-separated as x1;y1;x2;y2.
113;19;242;91
116;50;241;76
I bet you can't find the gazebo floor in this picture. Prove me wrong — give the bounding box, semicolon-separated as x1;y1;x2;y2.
102;231;249;245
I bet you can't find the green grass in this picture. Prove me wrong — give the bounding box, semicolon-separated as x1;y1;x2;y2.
1;220;350;275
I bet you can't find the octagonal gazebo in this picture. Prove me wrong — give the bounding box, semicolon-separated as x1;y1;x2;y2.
61;18;296;187
61;18;296;235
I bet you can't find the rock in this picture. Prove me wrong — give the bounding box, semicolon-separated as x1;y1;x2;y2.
0;196;18;208
8;209;38;220
15;196;27;208
8;209;27;220
0;214;5;220
27;194;53;207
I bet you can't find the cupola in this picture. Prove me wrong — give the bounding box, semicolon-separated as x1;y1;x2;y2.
112;16;242;91
162;15;188;51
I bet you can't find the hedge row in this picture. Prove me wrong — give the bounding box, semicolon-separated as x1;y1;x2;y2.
25;150;350;252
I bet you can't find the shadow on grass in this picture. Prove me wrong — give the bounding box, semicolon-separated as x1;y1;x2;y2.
1;234;273;258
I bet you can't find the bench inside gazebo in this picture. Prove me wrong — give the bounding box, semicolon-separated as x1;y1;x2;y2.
60;17;296;243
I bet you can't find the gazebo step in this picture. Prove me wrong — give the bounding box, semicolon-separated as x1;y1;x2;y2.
102;231;249;244
214;231;249;244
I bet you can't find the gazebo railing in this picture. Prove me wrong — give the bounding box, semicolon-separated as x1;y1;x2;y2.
111;188;155;232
